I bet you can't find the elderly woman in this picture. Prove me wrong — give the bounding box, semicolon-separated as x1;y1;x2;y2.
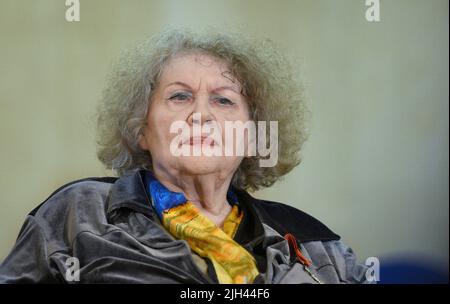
0;30;368;284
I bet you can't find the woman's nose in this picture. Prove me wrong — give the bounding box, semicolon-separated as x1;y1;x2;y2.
187;96;214;125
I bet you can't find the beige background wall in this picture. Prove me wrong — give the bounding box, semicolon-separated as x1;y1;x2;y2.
1;0;448;270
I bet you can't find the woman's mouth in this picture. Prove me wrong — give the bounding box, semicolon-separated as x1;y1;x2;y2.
185;136;215;146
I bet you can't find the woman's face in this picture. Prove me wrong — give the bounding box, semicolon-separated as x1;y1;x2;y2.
139;52;251;178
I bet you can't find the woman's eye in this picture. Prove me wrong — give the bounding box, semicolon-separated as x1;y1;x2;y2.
169;92;191;102
215;97;235;106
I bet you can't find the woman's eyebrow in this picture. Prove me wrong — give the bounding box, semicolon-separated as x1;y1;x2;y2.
165;82;241;95
211;85;241;95
165;81;193;90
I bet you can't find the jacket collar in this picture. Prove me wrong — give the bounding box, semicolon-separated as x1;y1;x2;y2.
106;169;266;246
106;169;339;244
107;169;155;218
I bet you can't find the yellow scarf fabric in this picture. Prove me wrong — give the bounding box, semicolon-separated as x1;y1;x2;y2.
162;201;259;284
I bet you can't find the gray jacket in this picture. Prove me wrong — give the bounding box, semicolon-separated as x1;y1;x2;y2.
0;169;369;284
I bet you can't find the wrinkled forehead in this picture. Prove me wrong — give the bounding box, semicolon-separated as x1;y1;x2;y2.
157;51;243;91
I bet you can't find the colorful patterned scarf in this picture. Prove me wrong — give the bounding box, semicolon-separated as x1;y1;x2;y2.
145;172;259;284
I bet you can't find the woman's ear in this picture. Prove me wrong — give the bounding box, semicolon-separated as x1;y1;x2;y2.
138;132;149;151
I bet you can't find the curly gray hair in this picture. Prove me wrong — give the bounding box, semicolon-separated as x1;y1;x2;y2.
96;29;309;192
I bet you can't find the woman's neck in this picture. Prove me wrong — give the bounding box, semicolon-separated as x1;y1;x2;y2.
152;167;234;227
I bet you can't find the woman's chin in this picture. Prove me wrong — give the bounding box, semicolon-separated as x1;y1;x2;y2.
176;156;224;175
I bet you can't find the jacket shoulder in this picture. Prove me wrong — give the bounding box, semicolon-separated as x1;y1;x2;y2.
29;177;118;216
236;189;340;243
